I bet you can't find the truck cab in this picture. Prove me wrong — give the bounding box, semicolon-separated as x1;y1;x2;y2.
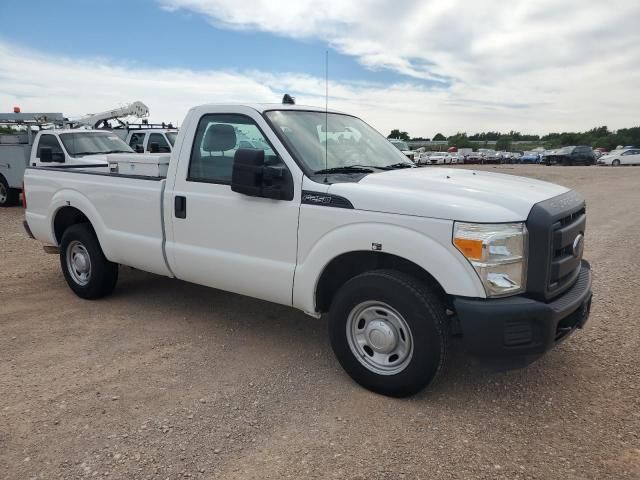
124;129;178;154
30;129;135;167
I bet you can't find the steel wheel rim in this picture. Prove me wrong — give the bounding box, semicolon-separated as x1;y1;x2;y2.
346;301;414;375
66;240;92;286
0;183;7;204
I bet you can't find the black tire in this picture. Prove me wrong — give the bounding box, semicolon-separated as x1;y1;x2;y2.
0;176;19;207
612;159;620;167
328;270;449;397
60;224;118;299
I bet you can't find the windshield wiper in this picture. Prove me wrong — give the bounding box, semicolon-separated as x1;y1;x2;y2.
378;162;415;170
103;150;134;154
314;165;375;175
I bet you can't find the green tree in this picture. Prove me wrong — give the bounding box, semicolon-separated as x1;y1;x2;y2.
447;132;473;148
495;135;513;152
433;133;446;141
388;129;410;141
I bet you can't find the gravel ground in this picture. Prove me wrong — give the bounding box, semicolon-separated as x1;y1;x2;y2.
1;165;639;479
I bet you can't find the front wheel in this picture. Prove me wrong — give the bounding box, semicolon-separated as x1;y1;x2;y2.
329;270;449;397
60;224;118;299
612;159;621;166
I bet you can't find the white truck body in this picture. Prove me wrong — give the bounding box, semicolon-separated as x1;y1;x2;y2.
23;103;593;396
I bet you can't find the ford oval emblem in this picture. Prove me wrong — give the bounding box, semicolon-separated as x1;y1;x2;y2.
572;233;584;259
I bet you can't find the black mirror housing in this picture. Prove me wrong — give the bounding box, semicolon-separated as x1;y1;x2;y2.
231;149;294;201
232;149;264;197
39;147;53;163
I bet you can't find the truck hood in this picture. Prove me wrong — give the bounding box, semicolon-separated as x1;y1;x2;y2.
328;167;569;222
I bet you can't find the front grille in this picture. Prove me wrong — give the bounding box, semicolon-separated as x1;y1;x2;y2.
526;190;586;302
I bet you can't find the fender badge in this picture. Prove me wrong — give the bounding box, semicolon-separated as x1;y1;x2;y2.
372;243;382;251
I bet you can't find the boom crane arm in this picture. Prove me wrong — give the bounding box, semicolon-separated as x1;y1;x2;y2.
68;101;149;129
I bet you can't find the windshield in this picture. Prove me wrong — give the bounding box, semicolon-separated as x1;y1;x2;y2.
265;111;412;173
390;140;409;151
59;132;134;157
166;131;177;146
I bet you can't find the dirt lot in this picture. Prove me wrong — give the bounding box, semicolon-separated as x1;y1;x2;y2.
1;165;639;479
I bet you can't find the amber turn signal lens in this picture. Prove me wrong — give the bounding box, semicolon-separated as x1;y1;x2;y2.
454;238;484;261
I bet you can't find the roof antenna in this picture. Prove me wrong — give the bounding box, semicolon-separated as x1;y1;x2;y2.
324;49;329;183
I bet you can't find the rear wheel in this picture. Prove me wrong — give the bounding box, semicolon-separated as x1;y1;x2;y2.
328;270;449;397
60;224;118;299
0;176;19;207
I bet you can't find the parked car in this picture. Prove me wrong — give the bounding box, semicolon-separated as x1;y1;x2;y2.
597;148;640;166
416;151;432;165
464;152;483;164
481;150;500;164
389;139;416;162
545;146;596;166
426;152;450;165
23;101;593;398
448;153;463;164
520;152;540;164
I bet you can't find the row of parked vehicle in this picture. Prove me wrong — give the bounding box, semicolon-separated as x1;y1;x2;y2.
390;140;639;167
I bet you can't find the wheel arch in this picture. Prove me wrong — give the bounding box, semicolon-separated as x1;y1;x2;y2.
315;251;450;314
293;221;485;314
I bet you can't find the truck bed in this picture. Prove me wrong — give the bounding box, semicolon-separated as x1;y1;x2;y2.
24;167;173;277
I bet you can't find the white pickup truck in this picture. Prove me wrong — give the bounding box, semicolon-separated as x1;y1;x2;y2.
0;128;146;206
23;102;593;397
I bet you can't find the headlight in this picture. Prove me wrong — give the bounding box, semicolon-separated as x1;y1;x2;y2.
453;222;527;297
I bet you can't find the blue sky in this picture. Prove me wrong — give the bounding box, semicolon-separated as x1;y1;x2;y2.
3;0;411;86
1;0;638;136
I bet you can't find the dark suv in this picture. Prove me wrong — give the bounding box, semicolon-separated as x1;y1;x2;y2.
545;146;596;166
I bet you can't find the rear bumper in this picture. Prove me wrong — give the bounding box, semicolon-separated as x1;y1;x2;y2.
453;261;592;361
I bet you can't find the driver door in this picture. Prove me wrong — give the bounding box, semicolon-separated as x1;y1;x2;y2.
166;112;301;306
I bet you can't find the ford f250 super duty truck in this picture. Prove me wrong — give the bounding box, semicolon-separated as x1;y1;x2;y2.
23;102;593;397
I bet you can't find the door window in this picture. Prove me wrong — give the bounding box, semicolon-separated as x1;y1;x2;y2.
36;134;65;161
188;114;276;184
129;132;145;151
147;133;171;153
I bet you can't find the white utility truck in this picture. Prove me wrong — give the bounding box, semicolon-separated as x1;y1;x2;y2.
23;102;593;397
0;102;150;206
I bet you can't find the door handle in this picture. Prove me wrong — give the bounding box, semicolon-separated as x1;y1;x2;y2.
175;196;186;219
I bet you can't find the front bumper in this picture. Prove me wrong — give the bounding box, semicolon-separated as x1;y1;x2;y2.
453;261;592;361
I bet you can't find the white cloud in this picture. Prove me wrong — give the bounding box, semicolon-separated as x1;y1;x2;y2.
1;11;638;142
156;0;640;134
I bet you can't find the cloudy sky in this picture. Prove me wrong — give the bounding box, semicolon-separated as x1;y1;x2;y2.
2;0;639;137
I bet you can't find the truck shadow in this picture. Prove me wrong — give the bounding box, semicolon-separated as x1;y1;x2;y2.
107;267;587;409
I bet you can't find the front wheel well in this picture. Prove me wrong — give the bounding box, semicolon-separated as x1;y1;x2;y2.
53;206;92;244
315;251;449;314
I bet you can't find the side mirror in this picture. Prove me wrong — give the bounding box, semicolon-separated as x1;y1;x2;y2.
231;149;264;197
39;147;53;163
149;142;159;153
135;144;144;153
52;151;65;162
231;149;294;200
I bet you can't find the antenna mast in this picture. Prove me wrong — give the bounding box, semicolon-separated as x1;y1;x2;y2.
324;49;329;182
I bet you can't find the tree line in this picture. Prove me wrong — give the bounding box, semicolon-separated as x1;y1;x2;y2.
388;126;640;150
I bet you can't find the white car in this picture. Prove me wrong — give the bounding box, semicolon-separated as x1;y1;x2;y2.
426;152;450;165
598;148;640;166
23;101;593;397
448;153;463;164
